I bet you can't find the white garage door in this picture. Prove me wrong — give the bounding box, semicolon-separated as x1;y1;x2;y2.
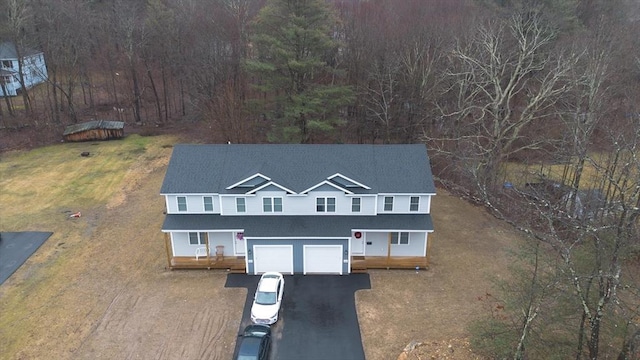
303;245;343;275
253;245;294;275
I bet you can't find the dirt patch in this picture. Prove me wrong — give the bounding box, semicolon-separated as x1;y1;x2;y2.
0;141;521;360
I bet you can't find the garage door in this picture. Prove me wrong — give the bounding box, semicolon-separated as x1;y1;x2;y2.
303;245;343;275
253;245;294;275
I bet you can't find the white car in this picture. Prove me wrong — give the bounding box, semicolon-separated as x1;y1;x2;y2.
251;272;285;325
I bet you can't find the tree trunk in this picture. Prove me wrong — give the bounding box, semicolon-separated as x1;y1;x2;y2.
131;63;142;124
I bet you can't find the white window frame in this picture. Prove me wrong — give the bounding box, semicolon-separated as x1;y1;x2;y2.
383;196;394;211
316;197;336;212
390;232;409;245
177;196;187;212
263;197;283;213
203;196;214;212
410;196;420;212
351;197;361;212
236;197;246;213
189;232;207;245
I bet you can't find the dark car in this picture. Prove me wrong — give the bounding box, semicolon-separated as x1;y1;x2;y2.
235;324;271;360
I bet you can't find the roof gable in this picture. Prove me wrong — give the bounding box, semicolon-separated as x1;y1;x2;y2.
301;181;352;194
327;173;370;190
226;173;270;190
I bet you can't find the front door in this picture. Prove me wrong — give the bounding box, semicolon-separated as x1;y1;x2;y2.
351;232;364;255
234;232;245;255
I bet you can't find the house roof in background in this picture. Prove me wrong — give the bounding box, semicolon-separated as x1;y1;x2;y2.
162;214;434;235
160;144;436;195
0;42;43;59
63;120;124;136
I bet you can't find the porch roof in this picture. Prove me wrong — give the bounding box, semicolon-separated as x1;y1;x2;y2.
162;214;433;237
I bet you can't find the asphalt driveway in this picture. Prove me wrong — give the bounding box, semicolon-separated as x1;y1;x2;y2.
0;232;52;285
226;274;371;360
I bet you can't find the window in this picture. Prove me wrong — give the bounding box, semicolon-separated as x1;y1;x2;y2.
410;196;420;211
351;197;361;212
383;196;394;211
189;232;207;245
316;197;336;212
203;196;214;212
390;232;409;245
177;196;187;212
263;197;282;212
236;197;246;213
1;60;12;69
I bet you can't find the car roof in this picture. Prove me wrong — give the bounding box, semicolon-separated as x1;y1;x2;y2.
257;277;280;292
238;336;262;356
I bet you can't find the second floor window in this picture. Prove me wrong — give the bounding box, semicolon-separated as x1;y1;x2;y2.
410;196;420;211
383;196;394;211
351;197;361;212
236;197;246;213
316;197;336;212
203;196;214;212
263;197;283;212
1;60;12;69
177;196;187;212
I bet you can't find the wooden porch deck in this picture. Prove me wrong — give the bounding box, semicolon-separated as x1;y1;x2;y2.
168;256;246;273
166;255;427;274
351;256;428;273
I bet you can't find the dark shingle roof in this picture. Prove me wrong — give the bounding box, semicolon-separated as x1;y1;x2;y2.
0;42;42;59
63;120;124;136
160;144;435;194
162;214;434;235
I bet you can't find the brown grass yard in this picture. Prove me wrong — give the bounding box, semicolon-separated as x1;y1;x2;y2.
0;134;523;360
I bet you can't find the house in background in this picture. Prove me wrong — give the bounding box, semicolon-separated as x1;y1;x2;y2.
160;144;436;275
0;42;48;97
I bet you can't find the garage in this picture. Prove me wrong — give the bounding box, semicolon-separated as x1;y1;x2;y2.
253;245;294;275
303;245;344;275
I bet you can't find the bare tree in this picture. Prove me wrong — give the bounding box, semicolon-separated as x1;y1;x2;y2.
430;10;577;200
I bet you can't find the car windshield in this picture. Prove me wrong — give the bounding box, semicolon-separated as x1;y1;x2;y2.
255;291;277;305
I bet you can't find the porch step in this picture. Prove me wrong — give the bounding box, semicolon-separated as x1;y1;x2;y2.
230;265;246;274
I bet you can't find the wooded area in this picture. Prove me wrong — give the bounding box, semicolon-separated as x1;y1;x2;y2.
1;0;639;359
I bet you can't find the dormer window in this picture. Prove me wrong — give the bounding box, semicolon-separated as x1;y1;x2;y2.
177;196;187;212
383;196;394;211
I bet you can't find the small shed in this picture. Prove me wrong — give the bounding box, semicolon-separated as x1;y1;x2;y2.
63;120;124;142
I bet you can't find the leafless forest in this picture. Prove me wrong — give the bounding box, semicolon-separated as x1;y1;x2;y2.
1;0;640;359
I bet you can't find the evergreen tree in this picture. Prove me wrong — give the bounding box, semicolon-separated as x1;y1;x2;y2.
247;0;353;143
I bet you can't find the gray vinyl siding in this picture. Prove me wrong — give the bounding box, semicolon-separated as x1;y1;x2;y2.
363;231;427;256
166;194;221;213
171;231;235;257
246;238;349;274
218;192;380;215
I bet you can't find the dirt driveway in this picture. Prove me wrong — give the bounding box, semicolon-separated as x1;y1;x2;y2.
0;142;521;360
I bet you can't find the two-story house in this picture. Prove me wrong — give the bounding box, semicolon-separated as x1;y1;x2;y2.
0;42;48;97
160;144;436;275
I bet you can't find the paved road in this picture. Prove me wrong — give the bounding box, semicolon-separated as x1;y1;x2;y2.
226;274;371;360
0;232;52;285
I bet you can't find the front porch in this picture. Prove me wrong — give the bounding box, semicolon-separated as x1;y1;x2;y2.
167;255;246;272
350;255;429;273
